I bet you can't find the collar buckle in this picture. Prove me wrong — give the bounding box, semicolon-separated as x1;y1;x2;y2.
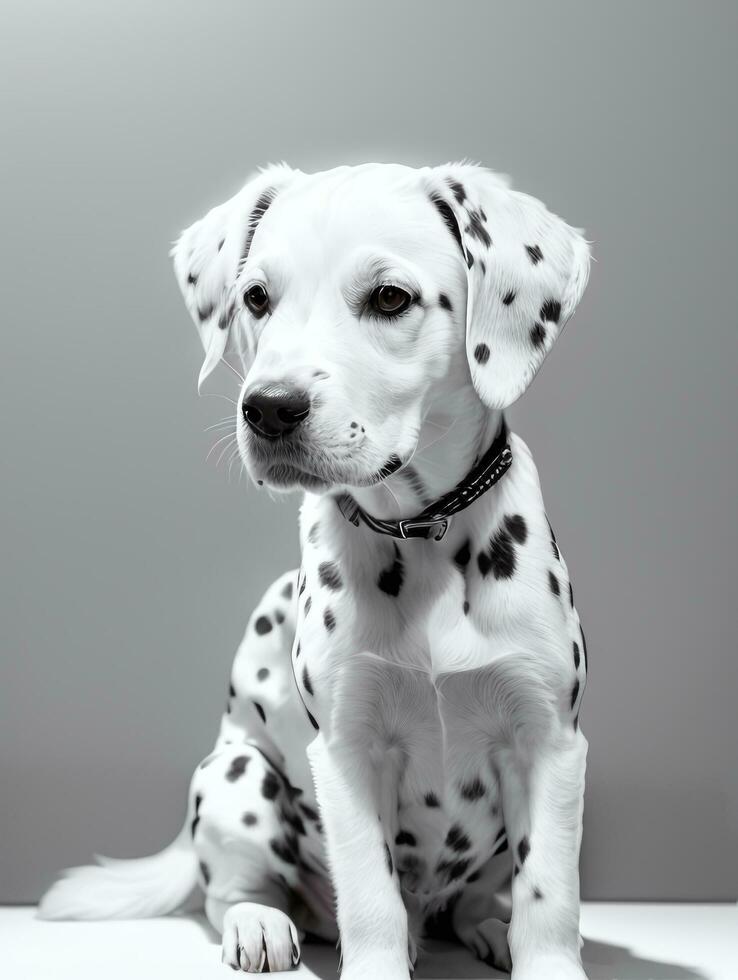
398;517;449;541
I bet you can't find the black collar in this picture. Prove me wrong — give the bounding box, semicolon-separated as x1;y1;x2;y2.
335;420;512;542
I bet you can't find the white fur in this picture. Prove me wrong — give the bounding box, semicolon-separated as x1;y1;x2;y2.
41;163;591;979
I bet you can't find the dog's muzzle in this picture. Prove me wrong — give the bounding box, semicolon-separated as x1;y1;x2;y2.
242;382;311;439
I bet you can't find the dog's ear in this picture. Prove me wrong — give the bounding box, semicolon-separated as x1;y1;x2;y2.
427;164;591;409
171;164;297;390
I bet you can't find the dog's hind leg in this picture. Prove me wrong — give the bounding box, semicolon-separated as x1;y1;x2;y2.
451;851;513;973
191;741;313;971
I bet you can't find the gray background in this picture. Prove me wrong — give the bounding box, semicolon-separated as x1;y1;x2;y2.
1;0;736;904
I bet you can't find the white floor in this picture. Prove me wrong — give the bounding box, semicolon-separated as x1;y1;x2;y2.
2;904;736;980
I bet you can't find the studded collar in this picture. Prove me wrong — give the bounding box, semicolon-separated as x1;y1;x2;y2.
335;419;512;542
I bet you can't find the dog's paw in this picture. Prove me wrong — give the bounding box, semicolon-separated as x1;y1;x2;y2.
221;902;300;973
456;915;512;974
512;952;588;980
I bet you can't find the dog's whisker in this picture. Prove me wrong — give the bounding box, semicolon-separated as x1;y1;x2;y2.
200;392;238;406
216;436;238;468
226;445;242;482
220;357;246;384
204;417;237;432
206;430;238;462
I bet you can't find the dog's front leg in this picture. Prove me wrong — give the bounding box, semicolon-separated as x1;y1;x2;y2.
308;737;412;980
500;729;589;980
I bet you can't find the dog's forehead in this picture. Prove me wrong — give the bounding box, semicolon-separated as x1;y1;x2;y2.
256;164;445;259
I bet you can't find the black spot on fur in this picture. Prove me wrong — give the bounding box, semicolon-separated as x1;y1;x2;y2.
323;608;336;632
254;615;272;635
492;836;509;857
454;539;471;569
465;208;492;248
318;561;342;591
199;861;211;885
474;342;490;364
439;292;452;311
533;886;544;900
190;794;203;837
298;802;320;822
429;192;465;257
573;641;581;670
298;575;306;597
304;595;312;615
385;842;394;875
460;777;486;801
302;665;314;697
466;250;475;269
306;708;320;730
438;857;471;881
294;641;301;659
502;289;516;305
504;514;528;544
540;299;562;323
395;830;417;847
478;528;516;579
530;322;547;348
466;869;481;883
445;825;471;852
253;701;266;723
377;544;404;597
197;302;214;323
242;812;258;827
262;770;280;801
225;755;250;782
229;682;236;697
571;679;580;710
275;609;285;625
518;836;530;866
217;238;225;252
549;570;560;596
257;667;270;681
525;244;544;264
463;600;470;615
283;809;307;836
569;581;575;608
446;178;466;204
424;792;440;808
187;272;198;286
270;836;298;865
281;580;293;599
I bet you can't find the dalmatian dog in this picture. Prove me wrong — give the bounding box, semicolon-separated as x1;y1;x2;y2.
40;162;591;980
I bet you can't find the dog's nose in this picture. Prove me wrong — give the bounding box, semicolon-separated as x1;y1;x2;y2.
241;382;311;438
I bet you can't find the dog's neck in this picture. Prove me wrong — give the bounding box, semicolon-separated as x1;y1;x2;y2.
345;384;503;522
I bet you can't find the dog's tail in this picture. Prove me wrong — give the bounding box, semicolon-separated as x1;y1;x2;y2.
36;822;199;921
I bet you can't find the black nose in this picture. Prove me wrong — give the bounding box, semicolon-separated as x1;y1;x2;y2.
241;382;311;438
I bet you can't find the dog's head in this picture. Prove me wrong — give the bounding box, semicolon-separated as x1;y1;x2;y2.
172;163;589;493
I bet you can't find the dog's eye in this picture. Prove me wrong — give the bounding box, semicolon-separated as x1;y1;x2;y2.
369;285;413;317
243;284;270;318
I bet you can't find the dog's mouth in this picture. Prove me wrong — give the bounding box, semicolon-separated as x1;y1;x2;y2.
264;461;331;491
242;429;409;493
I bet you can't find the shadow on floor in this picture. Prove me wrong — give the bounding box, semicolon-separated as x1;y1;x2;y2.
186;915;707;980
301;936;708;980
582;936;707;980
